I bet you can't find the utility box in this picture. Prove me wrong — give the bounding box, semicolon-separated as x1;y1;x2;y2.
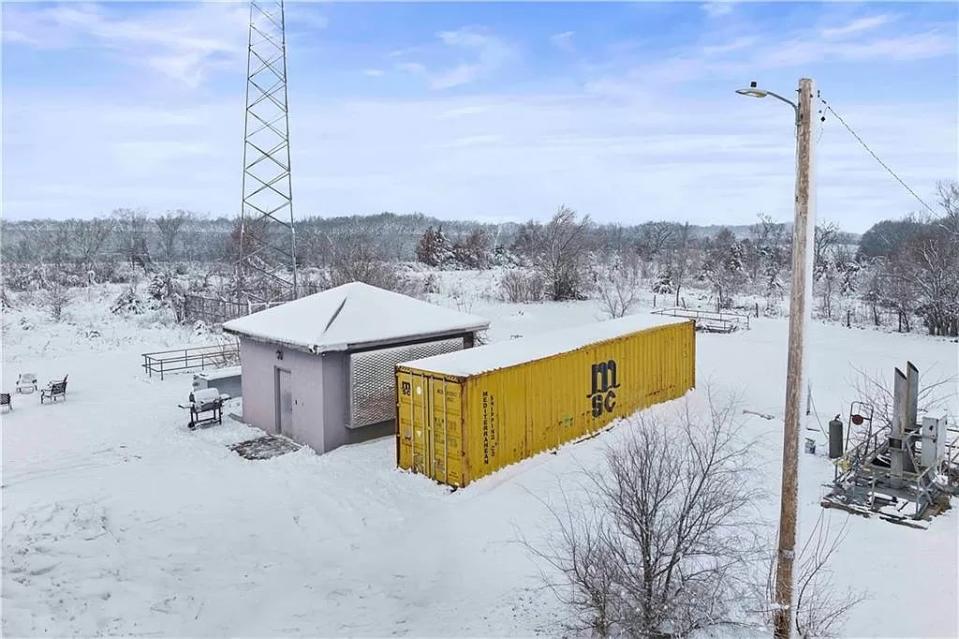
920;414;948;470
193;366;242;399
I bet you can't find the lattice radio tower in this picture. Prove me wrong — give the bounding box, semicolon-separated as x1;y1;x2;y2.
237;0;297;305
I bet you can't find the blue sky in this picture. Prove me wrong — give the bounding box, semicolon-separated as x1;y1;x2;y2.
3;1;956;231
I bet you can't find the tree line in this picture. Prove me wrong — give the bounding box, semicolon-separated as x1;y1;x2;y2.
2;181;956;335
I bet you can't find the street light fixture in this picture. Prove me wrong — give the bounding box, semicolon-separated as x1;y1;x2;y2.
736;81;799;122
736;78;817;639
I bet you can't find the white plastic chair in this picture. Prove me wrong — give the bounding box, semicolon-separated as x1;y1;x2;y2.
16;373;37;394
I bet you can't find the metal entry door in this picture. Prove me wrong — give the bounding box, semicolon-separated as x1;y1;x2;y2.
276;368;293;435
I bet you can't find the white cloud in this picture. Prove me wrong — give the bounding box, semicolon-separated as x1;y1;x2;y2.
761;30;953;67
438;134;504;149
701;2;734;19
5;86;953;232
702;36;757;55
394;27;514;90
363;68;385;77
2;5;954;233
550;31;575;52
2;3;256;87
821;15;893;39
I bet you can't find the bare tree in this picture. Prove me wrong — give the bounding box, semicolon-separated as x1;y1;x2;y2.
47;224;73;271
597;252;642;318
754;512;866;639
936;180;959;238
907;223;959;336
793;514;867;638
525;391;764;637
327;223;411;294
155;210;192;262
701;227;744;309
636;221;675;262
113;208;152;268
668;222;693;306
813;222;840;281
69;218;114;273
534;206;592;301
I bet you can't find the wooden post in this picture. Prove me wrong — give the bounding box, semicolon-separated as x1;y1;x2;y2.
773;77;816;639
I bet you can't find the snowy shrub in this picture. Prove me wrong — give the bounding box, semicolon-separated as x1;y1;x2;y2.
111;287;147;315
651;270;673;295
489;244;519;268
422;273;440;294
452;229;491;269
597;255;643;319
500;270;544;303
0;285;13;311
42;279;71;322
415;226;455;267
700;227;746;309
3;264;47;292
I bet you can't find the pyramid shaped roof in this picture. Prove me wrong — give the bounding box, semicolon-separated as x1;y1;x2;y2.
223;282;489;353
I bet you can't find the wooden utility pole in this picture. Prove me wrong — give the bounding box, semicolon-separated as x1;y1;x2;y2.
773;77;817;639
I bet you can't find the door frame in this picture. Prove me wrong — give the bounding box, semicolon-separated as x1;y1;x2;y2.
274;366;292;435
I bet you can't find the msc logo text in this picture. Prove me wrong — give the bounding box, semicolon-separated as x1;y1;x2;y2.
588;359;620;417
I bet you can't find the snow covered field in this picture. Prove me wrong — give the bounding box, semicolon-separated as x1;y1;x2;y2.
3;279;957;637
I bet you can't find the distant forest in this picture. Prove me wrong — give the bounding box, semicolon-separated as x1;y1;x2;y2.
0;210;850;266
1;181;956;336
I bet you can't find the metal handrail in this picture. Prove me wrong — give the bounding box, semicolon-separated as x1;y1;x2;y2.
142;342;239;381
651;306;751;331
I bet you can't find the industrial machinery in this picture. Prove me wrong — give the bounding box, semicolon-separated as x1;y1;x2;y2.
822;362;958;526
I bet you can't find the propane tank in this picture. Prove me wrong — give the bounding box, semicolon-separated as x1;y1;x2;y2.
829;415;844;459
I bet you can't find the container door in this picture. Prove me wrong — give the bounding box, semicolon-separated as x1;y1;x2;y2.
396;369;433;475
396;370;415;470
275;367;293;436
409;372;431;475
428;378;464;486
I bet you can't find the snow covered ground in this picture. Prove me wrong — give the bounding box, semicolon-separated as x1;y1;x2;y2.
2;278;957;637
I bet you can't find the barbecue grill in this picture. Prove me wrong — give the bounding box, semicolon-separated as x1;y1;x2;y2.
180;387;231;429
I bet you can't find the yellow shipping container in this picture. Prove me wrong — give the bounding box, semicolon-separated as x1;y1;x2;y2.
395;315;695;488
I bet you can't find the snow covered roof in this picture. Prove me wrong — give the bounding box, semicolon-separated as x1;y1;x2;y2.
223;282;490;353
401;313;690;378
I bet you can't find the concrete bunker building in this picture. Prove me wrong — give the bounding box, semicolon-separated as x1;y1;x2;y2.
223;282;489;454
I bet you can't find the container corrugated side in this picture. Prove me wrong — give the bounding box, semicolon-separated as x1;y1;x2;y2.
397;319;694;487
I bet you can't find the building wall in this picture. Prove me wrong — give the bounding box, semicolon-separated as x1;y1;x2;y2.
239;331;481;455
239;337;326;452
321;352;398;451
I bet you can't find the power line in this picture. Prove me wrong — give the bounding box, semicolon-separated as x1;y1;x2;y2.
820;98;938;217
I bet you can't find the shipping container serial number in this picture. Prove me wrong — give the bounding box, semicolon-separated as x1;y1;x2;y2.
482;390;497;465
588;359;620;417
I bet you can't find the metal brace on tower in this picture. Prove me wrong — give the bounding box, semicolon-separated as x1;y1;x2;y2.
237;0;297;306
